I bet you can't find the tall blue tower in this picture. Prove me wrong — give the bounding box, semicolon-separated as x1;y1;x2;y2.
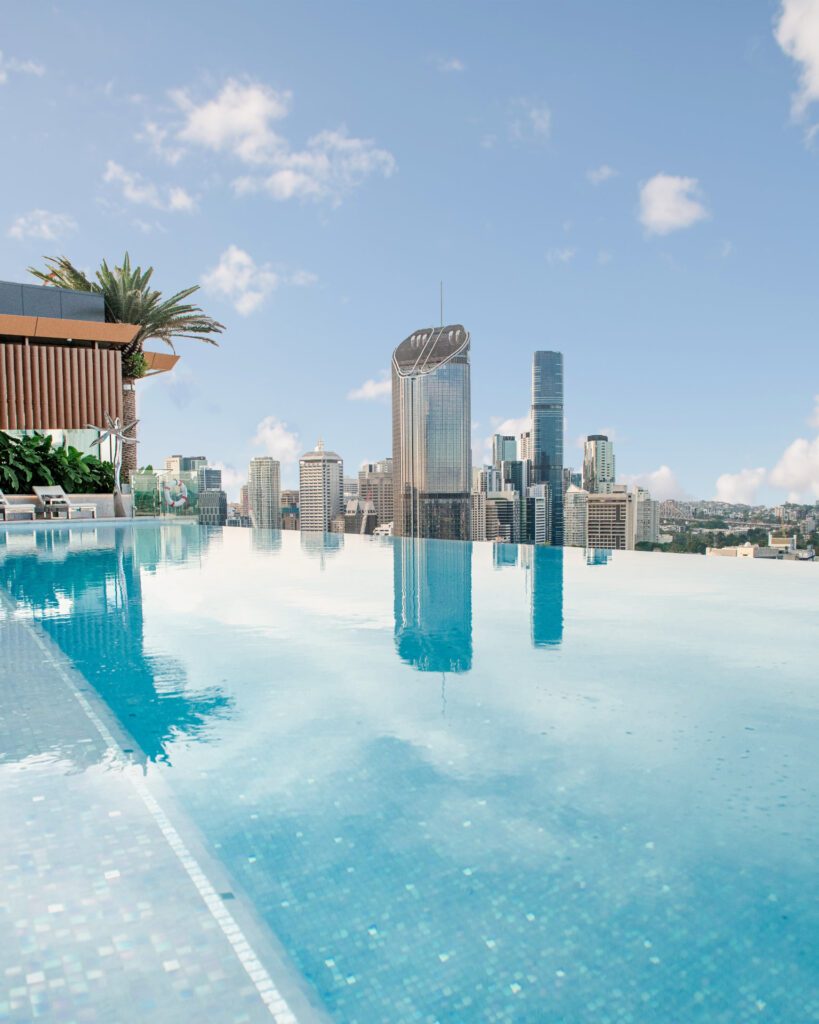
530;351;564;545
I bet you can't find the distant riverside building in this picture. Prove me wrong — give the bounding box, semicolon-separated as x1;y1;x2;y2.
491;434;517;469
634;487;660;544
530;351;564;545
299;440;343;532
392;324;471;540
358;458;394;526
198;489;227;526
564;484;589;547
582;435;616;494
587;485;634;550
248;457;282;530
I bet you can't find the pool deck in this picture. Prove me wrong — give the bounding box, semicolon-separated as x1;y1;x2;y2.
0;594;327;1024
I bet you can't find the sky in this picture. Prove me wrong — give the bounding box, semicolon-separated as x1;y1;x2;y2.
2;0;819;504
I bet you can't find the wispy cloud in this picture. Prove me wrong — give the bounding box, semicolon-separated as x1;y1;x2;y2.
103;160;196;212
639;173;709;235
510;100;551;140
587;164;617;185
0;51;45;85
252;416;302;464
7;210;76;241
201;244;316;315
148;78;396;205
546;247;576;265
714;467;767;505
434;56;466;73
622;465;688;501
347;374;391;401
775;0;819;120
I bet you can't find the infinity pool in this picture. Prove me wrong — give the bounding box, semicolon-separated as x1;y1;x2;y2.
0;523;817;1023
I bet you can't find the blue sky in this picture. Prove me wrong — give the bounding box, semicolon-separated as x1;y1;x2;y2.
2;1;819;503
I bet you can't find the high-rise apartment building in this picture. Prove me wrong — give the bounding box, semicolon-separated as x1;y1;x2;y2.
299;441;343;532
248;457;282;529
526;483;551;545
582;435;616;494
485;491;521;543
239;484;249;518
358;458;394;526
586;485;635;550
491;434;517;469
564;484;589;547
392;324;471;540
634;487;660;544
530;351;564;545
519;430;532;461
470;492;487;541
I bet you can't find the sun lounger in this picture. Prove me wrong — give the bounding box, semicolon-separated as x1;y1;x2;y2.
32;486;97;520
0;490;37;521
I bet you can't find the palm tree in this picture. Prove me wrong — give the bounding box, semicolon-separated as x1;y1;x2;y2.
29;253;224;477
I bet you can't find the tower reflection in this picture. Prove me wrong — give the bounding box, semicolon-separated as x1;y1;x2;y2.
522;545;564;648
393;537;473;673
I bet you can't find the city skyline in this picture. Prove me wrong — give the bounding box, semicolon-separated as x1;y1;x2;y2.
2;3;819;505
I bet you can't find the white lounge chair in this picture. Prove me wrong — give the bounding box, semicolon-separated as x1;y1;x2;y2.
0;490;37;521
33;486;97;520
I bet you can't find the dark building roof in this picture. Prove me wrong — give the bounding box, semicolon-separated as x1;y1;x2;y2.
0;280;105;322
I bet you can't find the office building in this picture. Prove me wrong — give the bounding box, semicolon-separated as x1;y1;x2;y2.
485;490;521;543
587;485;635;550
358;458;394;526
530;351;564;545
470;492;487;541
344;497;377;535
564;484;589;547
519;429;533;462
280;489;299;530
563;467;582;491
239;484;250;518
248;457;282;530
474;465;502;494
492;434;517;469
634;487;660;544
392;324;471;540
198;466;222;492
165;454;207;475
299;440;343;532
198;489;227;526
583;435;616;494
526;483;551;545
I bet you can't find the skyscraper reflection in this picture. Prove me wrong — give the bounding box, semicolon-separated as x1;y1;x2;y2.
524;545;564;648
393;537;472;673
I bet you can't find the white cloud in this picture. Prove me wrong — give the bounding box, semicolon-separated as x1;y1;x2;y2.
0;51;45;84
202;245;316;316
347;375;391;401
252;416;302;464
209;461;245;501
136;121;185;164
622;465;688;501
546;247;576;265
587;164;617;185
161;78;395;205
435;56;466;73
510;100;551;140
769;436;819;500
103;160;196;212
714;467;767;505
775;0;819;117
7;210;77;241
201;245;280;315
639;173;709;235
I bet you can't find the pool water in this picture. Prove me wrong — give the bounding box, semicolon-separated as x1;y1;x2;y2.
1;523;817;1023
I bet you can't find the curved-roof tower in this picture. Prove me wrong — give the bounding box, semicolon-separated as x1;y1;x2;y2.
391;325;472;540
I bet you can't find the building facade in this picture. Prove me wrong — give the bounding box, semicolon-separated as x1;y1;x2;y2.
582;434;616;494
526;483;551;545
491;434;517;468
299;441;343;532
586;485;635;550
485;490;521;543
564;484;589;547
530;351;564;545
248;457;282;530
392;324;472;540
358;458;394;526
198;489;228;526
634;487;660;544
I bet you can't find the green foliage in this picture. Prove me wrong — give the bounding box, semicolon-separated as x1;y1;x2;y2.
28;252;225;355
0;431;115;495
122;350;148;380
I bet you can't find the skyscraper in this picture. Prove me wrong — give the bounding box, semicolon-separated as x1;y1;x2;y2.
248;457;281;529
358;458;394;526
530;351;564;545
299;440;343;532
392;324;472;540
564;484;589;547
491;434;517;469
582;434;616;494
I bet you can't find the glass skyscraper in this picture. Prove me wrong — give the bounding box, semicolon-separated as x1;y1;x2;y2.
392;324;472;540
529;351;564;545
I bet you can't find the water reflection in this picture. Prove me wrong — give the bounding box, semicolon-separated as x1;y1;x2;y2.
585;547;612;566
393;538;473;673
0;525;231;766
527;546;564;648
300;531;343;568
251;528;283;554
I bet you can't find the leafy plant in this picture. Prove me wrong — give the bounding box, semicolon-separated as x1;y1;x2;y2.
0;431;115;494
122;350;148;380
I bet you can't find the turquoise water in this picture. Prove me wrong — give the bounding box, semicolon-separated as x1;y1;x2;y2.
1;523;817;1023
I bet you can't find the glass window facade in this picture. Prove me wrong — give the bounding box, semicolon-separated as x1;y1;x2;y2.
530;351;564;545
392;325;472;540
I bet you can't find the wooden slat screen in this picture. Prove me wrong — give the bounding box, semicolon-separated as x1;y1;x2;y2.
0;342;123;430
